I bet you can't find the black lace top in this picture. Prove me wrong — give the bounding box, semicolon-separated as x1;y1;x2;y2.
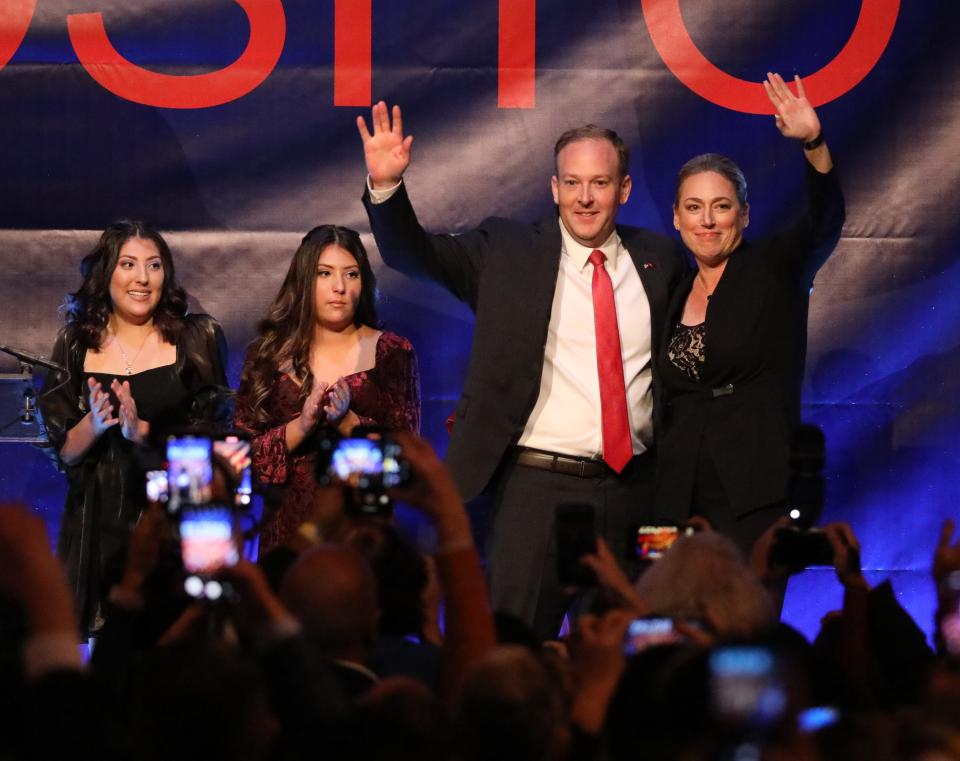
667;322;706;381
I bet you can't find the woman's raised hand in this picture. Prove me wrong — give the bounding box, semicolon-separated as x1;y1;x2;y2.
357;101;413;189
86;376;118;436
763;72;821;143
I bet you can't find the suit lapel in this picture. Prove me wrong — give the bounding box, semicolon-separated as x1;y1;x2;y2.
620;228;665;316
620;227;673;365
527;212;564;323
702;241;769;381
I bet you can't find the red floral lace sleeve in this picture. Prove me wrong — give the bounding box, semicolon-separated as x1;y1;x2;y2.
234;349;301;485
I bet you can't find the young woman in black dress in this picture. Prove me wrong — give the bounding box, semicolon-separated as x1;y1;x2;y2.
41;221;228;635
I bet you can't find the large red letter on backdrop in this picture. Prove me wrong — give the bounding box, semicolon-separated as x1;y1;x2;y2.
67;0;286;109
334;0;371;107
0;0;35;71
642;0;899;114
499;0;536;109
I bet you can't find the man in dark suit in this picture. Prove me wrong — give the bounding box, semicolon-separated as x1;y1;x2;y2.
357;103;685;639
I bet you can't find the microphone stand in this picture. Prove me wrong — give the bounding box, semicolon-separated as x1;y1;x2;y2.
0;347;67;444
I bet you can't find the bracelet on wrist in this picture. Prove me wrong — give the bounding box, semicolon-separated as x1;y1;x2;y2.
803;132;825;151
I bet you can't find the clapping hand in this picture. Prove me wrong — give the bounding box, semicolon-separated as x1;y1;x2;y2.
763;72;821;143
357;101;413;189
297;379;329;437
87;376;118;436
111;378;146;443
322;377;351;427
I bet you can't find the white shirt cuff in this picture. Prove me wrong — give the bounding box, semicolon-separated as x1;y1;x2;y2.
366;175;402;204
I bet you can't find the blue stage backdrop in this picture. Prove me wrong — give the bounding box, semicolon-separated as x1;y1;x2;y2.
0;0;955;640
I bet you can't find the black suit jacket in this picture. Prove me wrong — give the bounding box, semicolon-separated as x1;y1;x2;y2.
655;164;845;519
364;183;686;500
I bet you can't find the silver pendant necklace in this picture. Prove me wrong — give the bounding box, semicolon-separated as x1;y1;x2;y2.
111;323;152;376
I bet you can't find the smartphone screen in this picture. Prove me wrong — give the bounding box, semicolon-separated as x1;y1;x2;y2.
709;646;786;730
555;503;597;586
380;437;411;488
634;524;692;560
797;706;840;733
180;506;238;575
623;617;682;655
145;469;169;504
329;437;384;488
166;436;213;511
213;435;253;508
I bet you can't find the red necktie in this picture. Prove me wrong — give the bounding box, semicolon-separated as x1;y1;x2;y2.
588;249;633;473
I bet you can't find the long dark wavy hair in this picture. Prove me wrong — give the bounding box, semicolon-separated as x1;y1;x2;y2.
239;225;379;425
64;220;188;349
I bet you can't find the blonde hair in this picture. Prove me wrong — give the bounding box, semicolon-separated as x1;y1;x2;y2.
634;532;776;638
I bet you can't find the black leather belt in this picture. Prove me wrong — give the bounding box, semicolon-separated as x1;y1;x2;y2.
514;448;609;478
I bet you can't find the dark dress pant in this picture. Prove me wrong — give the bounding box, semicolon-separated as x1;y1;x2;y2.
486;450;655;641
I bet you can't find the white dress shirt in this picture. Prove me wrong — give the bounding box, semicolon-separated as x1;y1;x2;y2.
516;219;653;458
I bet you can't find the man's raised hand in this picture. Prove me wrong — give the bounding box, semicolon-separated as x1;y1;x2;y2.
357;101;413;189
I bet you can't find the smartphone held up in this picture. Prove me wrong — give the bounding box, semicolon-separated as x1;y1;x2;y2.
153;432;253;600
316;428;412;517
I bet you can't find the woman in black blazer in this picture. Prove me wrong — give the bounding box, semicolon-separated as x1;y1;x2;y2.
655;73;845;555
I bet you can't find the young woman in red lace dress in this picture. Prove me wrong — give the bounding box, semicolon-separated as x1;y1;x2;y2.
235;225;420;550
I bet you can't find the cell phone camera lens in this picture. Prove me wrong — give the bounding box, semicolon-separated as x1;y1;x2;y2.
184;575;204;598
204;580;224;600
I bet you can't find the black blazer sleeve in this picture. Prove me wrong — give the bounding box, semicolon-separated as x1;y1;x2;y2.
362;182;489;311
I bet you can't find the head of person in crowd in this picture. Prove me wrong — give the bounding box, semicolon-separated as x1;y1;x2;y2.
634;531;777;638
280;543;379;665
673;152;750;267
64;220;188;348
345;521;428;640
551;125;632;248
923;658;960;729
128;639;277;761
606;636;821;761
338;676;451;761
604;644;713;760
239;224;379;425
454;645;571;761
